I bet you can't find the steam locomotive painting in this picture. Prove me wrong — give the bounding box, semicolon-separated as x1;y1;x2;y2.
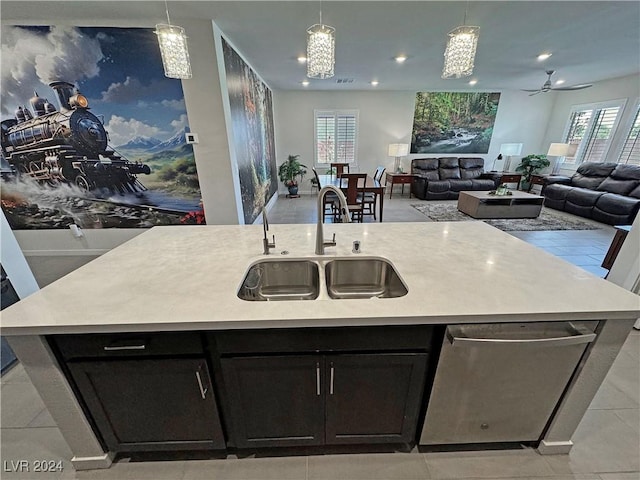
1;80;150;193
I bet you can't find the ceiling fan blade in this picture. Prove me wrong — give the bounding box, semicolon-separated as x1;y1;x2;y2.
528;90;542;96
522;89;541;92
552;84;593;91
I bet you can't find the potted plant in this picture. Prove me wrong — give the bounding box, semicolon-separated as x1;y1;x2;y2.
278;154;307;196
515;154;550;190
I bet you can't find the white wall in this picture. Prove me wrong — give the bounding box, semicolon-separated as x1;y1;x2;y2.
273;89;555;193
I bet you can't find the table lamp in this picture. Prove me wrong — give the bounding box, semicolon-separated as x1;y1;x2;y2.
388;143;409;173
547;143;578;174
499;143;523;172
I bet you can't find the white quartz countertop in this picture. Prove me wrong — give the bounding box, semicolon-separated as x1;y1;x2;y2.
2;222;639;335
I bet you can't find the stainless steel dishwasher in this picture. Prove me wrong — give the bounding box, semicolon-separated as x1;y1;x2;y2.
420;321;597;445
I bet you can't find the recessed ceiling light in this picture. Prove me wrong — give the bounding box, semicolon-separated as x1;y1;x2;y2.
301;80;310;86
394;55;407;63
469;79;478;85
371;80;379;86
297;56;307;63
537;53;552;61
555;79;565;85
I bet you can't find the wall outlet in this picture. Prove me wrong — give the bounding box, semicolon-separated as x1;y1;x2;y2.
185;133;199;144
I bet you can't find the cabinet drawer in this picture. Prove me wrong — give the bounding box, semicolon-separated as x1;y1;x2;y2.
51;332;204;360
212;325;434;355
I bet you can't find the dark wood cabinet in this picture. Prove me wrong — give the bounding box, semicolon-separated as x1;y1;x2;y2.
50;332;226;453
220;351;428;448
220;355;324;448
325;353;427;445
68;358;225;452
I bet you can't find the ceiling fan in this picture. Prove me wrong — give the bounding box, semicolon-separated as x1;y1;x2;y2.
523;70;592;96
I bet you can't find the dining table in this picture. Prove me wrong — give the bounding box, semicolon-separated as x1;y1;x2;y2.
317;174;385;222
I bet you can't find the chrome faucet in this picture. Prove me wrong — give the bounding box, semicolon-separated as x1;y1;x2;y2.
316;185;350;255
262;207;276;254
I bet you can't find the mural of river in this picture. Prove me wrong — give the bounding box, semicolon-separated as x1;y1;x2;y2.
411;92;501;154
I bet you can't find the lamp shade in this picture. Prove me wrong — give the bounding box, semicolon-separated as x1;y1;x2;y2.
155;24;192;79
499;143;523;156
388;143;409;157
547;143;578;156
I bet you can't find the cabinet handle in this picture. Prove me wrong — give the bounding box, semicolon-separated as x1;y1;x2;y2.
316;362;321;396
103;344;146;351
330;363;335;395
195;370;208;399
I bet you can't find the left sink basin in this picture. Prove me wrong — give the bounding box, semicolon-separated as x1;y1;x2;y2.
238;260;320;301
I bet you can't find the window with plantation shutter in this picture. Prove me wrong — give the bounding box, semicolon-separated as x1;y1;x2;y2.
314;110;358;165
617;105;640;166
562;100;625;165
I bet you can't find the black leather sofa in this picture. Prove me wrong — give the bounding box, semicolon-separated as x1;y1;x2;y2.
411;157;500;200
543;162;640;225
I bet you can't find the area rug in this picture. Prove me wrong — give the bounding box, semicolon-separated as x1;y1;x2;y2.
411;202;604;232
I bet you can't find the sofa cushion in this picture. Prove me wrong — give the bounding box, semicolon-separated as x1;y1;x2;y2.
459;157;485;180
426;180;451;193
570;162;617;190
412;158;439;172
593;193;640;225
566;188;605;206
448;179;473;192
611;163;640;181
629;184;640;199
438;157;461;180
470;179;497;190
544;183;573;201
596;177;639;195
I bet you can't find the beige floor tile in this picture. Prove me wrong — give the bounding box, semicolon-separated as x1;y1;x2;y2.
307;452;431;480
424;448;555;478
0;427;72;480
622;332;640;360
598;473;640;480
1;363;30;384
543;410;639;474
63;460;185;480
1;382;48;428
613;407;640;430
182;456;306;480
27;408;57;428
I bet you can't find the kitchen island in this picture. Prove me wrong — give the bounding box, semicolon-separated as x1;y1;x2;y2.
1;222;638;470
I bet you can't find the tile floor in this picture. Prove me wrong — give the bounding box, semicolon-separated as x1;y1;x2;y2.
1;194;638;480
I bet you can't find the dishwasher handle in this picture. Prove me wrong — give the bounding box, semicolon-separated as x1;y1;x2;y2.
446;323;596;348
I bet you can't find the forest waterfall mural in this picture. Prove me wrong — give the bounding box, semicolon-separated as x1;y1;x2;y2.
411;92;501;154
0;26;203;230
221;37;278;225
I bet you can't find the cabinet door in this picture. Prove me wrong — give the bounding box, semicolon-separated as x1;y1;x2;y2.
220;355;324;448
325;353;427;445
68;358;225;452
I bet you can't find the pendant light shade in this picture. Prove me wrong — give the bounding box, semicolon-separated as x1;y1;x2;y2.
306;23;335;79
442;25;479;79
155;23;192;79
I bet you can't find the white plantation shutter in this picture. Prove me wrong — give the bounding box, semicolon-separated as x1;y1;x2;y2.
314;110;358;164
618;105;640;166
581;107;620;163
563;101;625;165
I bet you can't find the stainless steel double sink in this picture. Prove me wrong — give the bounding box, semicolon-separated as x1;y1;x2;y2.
238;257;408;301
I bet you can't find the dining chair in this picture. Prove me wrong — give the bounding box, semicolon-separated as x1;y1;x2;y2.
330;162;350;177
360;167;385;220
313;167;338;222
337;173;367;222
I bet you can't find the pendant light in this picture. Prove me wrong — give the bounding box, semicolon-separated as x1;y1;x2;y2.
306;1;335;79
155;0;192;79
442;3;479;79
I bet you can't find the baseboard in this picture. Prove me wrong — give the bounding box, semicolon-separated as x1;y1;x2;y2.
70;452;114;470
537;439;573;455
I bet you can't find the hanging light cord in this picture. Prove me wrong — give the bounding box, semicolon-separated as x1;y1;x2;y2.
164;0;172;25
319;0;323;26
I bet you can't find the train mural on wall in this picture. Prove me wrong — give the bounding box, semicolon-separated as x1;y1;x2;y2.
1;80;151;194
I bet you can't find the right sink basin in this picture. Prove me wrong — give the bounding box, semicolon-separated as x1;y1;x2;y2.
324;257;408;299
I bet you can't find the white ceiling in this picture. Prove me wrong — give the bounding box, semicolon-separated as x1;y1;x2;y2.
3;1;639;92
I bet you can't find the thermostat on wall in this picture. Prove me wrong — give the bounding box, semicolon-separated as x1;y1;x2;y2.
185;132;199;144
